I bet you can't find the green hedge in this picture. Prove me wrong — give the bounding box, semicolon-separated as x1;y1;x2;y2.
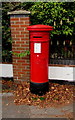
2;2;75;62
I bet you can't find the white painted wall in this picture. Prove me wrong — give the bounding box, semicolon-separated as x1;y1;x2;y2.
0;64;75;82
48;66;75;82
0;64;13;77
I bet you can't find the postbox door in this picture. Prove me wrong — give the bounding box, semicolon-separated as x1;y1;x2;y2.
30;42;49;83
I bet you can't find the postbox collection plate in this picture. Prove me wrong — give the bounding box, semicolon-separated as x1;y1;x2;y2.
34;43;41;53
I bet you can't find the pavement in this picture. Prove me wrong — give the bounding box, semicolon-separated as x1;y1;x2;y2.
0;92;74;120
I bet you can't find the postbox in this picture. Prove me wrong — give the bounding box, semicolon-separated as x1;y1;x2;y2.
27;24;53;95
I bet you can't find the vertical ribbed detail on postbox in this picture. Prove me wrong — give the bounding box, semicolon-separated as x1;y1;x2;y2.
8;10;31;82
27;24;53;95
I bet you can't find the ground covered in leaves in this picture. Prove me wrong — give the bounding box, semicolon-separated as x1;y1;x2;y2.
2;79;74;108
2;79;17;93
13;81;74;108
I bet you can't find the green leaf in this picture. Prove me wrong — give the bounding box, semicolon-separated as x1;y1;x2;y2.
12;50;30;58
32;97;38;100
39;97;45;100
54;97;59;100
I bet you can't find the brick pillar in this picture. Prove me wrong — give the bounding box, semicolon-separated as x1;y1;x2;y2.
8;10;30;82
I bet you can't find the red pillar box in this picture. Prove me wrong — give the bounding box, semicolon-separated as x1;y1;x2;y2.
27;24;53;95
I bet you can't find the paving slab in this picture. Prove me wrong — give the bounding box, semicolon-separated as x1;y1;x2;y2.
29;104;73;118
0;93;13;96
2;96;30;118
0;96;2;120
60;103;73;112
2;93;74;119
29;105;64;116
29;106;46;115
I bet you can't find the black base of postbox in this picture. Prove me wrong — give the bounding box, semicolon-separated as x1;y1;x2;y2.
30;82;49;96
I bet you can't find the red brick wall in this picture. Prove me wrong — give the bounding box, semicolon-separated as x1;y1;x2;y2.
9;12;30;81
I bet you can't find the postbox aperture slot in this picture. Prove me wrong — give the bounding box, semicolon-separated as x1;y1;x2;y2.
33;36;42;38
